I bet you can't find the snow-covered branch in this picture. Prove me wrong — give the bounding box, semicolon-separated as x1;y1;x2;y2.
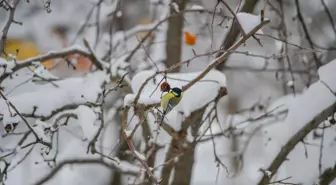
258;59;336;184
0;45;105;83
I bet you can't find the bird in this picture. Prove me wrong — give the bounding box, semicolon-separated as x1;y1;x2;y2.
159;87;184;126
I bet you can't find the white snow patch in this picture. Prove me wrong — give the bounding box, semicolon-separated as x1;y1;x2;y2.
236;12;266;34
190;5;204;10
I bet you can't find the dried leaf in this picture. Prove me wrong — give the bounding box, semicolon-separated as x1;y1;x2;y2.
184;31;197;46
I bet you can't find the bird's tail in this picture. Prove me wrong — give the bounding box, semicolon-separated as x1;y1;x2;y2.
158;110;168;126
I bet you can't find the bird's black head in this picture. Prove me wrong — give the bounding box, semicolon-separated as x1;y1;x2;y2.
171;87;182;97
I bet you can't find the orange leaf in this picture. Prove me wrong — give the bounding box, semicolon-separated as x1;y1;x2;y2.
67;54;91;72
184;31;196;46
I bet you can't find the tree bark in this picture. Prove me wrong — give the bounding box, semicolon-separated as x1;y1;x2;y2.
216;0;259;70
318;164;336;185
161;107;207;185
165;0;187;72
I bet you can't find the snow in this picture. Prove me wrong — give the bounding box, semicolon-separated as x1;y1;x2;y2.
286;80;294;87
123;94;136;107
318;58;336;92
236;12;265;34
72;106;99;141
0;71;107;127
134;150;146;161
171;2;179;13
0;58;16;70
124;129;132;137
246;59;336;184
116;11;122;18
190;5;204;10
110;55;131;83
31;124;51;144
32;65;60;80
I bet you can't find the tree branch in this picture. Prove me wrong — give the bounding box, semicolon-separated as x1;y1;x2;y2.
0;0;21;55
294;0;322;68
257;100;336;184
182;19;270;91
317;164;336;185
0;45;104;83
33;158;137;185
215;0;259;70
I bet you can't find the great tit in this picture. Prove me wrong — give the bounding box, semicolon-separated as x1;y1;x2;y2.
159;87;183;125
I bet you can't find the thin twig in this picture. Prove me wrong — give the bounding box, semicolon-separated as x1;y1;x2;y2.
0;0;21;54
0;46;104;83
294;0;322;68
320;0;336;40
182;19;270;91
0;91;50;147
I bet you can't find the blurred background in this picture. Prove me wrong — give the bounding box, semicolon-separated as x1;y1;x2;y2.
1;0;336;185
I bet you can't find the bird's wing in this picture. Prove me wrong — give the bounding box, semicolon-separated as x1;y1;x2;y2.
161;93;175;113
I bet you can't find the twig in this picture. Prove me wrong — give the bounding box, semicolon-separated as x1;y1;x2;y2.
0;0;21;54
257;102;336;184
121;106;160;184
268;176;298;185
218;0;245;36
318;123;325;175
215;0;259;70
82;38;104;70
320;0;336;40
294;0;322;68
33;158;137;185
0;46;105;83
182;19;270;91
125;9;229;62
0;91;50;147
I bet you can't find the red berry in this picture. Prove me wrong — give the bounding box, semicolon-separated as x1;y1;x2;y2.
160;82;171;92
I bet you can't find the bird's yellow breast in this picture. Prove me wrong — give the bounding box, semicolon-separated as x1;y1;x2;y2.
161;92;175;110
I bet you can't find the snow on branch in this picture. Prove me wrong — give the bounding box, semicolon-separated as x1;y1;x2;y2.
0;71;107;129
236;12;265;35
0;44;105;83
257;58;336;184
126;70;227;117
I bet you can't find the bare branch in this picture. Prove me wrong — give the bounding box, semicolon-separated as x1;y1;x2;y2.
294;0;322;68
0;0;21;54
182;19;270;91
33;158;137;185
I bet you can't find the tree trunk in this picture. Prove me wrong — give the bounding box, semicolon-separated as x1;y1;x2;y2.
165;0;187;72
216;0;259;70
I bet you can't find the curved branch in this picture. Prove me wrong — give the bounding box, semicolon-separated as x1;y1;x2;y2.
33;158;137;185
0;45;104;83
294;0;322;68
0;0;21;54
257;97;336;184
182;19;270;91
